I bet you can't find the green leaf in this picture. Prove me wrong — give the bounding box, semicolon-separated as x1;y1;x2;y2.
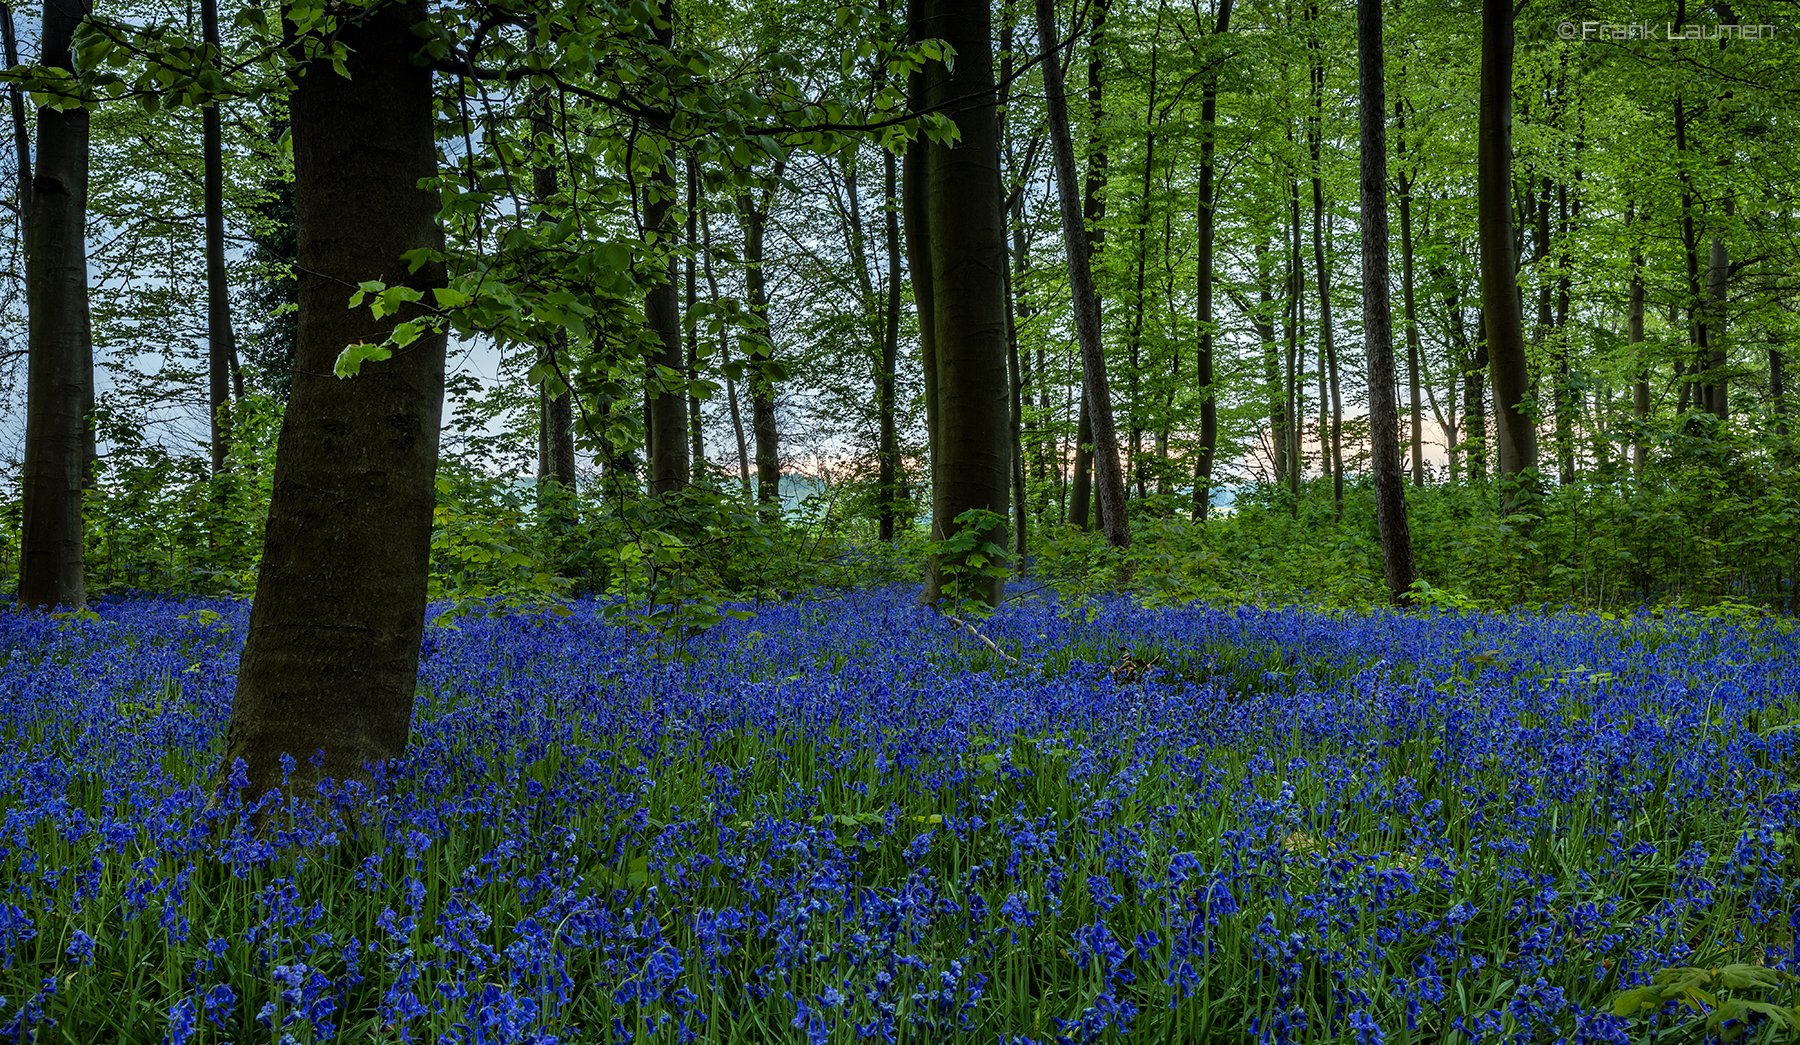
334;342;392;379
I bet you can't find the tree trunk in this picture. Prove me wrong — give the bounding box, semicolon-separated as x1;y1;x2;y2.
878;147;904;540
1674;95;1704;417
1;4;27;226
18;0;92;612
1194;0;1233;520
220;0;446;797
1627;204;1649;471
1771;330;1787;436
997;7;1029;556
1286;160;1305;511
1478;0;1535;507
1070;400;1093;529
200;0;237;476
1552;178;1576;484
1395;102;1424;487
642;6;688;498
685;157;704;482
911;0;1014;605
1038;0;1129;550
1306;2;1342;518
698;208;752;498
532;95;576;492
1256;239;1286;484
1069;0;1108;535
1357;0;1416;604
1464;311;1489;481
1123;10;1162;503
740;166;785;509
1704;203;1731;419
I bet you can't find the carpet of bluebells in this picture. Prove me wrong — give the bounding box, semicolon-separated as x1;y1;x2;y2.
0;591;1796;1044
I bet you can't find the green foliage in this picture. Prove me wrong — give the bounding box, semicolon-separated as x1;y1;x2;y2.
1033;423;1800;614
82;395;283;597
1611;965;1799;1043
926;508;1010;616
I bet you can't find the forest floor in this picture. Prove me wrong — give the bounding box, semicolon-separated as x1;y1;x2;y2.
0;591;1796;1043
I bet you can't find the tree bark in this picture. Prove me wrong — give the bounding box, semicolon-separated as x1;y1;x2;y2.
1255;239;1286;485
1069;0;1108;534
18;0;92;612
532;94;576;492
1395;100;1424;487
739;165;785;508
1194;0;1233;519
643;6;688;498
220;0;445;797
1;3;27;226
1478;0;1535;508
1627;204;1649;471
997;5;1029;556
878;146;904;540
1357;0;1416;604
685;156;704;482
200;0;237;476
1286;158;1305;511
1704;203;1732;420
911;0;1013;605
698;208;752;498
1306;1;1342;518
1038;0;1129;550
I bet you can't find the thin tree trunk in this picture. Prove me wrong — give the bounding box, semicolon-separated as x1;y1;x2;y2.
200;0;237;476
1124;7;1163;502
685;157;704;482
221;0;445;796
1;3;27;226
1256;239;1285;485
1194;0;1234;520
739;162;785;508
1395;101;1424;487
1627;204;1649;471
998;5;1029;556
1704;201;1732;420
879;147;904;540
18;0;92;611
1479;0;1535;507
1357;0;1416;603
1038;0;1129;550
1287;159;1305;511
1675;91;1705;416
698;208;752;498
532;94;576;492
1306;2;1342;518
1072;0;1109;535
1771;330;1787;435
1464;310;1489;481
1552;178;1576;483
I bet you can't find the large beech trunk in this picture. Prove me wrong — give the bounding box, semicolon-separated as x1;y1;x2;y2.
18;0;92;611
220;0;446;797
910;0;1013;606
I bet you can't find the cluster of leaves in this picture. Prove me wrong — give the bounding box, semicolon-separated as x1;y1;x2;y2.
1611;965;1799;1043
